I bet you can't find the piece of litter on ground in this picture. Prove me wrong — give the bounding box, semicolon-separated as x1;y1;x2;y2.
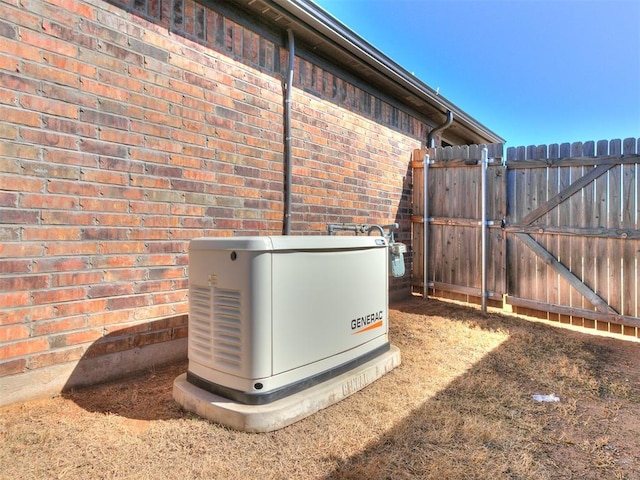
532;394;560;402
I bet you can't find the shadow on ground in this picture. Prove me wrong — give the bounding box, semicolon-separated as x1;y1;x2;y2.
62;316;188;421
57;297;639;478
63;358;188;421
321;298;640;479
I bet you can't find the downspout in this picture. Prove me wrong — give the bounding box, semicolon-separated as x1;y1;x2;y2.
283;29;295;235
427;110;453;148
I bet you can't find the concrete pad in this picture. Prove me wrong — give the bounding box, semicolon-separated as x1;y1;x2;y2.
173;345;401;432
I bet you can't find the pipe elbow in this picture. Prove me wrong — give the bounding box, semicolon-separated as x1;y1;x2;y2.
427;110;454;148
367;225;385;237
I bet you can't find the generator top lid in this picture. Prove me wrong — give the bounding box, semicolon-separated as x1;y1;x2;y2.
189;235;388;251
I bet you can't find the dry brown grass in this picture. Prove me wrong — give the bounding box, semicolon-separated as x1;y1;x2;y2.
1;297;639;479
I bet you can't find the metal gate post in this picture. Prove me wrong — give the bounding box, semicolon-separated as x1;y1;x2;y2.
480;147;488;312
423;153;431;298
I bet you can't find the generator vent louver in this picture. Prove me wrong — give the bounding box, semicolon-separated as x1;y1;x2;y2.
212;288;243;370
189;285;214;362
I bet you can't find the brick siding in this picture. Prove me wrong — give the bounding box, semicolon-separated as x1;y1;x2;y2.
0;0;430;402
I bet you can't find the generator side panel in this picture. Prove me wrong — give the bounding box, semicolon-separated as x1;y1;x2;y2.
271;246;388;375
188;247;272;381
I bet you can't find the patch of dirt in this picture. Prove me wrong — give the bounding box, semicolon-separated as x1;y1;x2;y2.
1;297;639;479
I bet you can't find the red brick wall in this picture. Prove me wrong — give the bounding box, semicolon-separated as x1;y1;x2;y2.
0;0;427;403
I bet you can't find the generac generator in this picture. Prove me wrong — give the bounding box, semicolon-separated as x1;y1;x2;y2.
186;235;390;405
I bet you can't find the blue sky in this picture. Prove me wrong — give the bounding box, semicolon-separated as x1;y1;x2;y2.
313;0;640;148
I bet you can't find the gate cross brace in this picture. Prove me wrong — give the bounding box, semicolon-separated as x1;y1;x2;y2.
518;163;615;226
515;233;618;316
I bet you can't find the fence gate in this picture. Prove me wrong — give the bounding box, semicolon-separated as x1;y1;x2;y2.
412;138;640;333
411;144;506;307
504;140;640;329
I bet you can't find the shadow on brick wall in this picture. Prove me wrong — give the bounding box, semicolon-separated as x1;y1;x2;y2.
389;158;414;299
61;316;188;420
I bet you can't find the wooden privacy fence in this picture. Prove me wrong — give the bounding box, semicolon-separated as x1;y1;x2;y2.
412;137;640;335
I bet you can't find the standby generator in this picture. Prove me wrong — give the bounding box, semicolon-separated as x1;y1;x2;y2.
186;235;391;405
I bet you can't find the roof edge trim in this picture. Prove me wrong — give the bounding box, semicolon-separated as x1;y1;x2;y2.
269;0;505;144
